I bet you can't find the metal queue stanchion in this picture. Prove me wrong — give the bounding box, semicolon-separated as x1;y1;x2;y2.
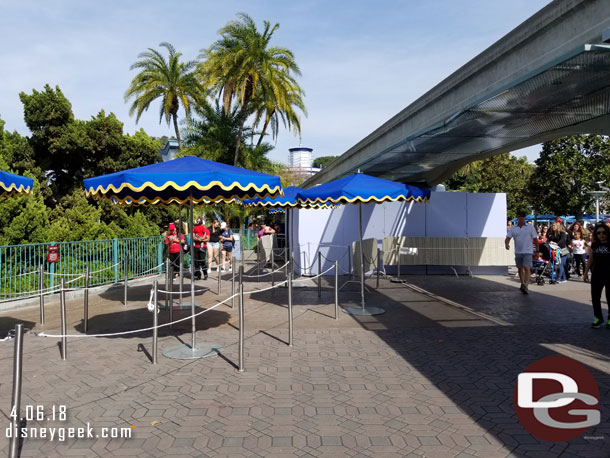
39;264;45;324
376;248;381;289
271;244;275;287
60;278;67;360
317;252;322;298
231;267;235;308
288;263;293;347
152;280;158;364
165;259;170;313
83;266;89;333
217;261;222;295
334;260;339;320
347;245;352;280
9;323;24;458
124;254;129;306
238;264;245;372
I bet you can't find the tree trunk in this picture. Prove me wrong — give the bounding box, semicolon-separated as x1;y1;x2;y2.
173;113;182;151
234;101;249;166
256;109;275;149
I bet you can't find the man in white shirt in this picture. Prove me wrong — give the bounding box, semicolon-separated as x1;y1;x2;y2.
505;211;538;294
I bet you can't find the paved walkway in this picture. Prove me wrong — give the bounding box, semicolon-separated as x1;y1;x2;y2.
0;268;608;457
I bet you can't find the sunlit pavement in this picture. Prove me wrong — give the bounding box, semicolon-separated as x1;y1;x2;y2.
0;268;607;457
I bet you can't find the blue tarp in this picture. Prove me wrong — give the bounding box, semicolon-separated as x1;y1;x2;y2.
83;156;282;205
296;173;430;205
0;171;33;197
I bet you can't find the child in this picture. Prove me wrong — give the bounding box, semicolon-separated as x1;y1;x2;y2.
571;231;587;277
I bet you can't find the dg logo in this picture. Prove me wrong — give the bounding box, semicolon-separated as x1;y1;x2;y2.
514;355;601;441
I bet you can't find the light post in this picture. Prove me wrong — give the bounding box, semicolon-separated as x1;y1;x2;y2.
589;181;608;223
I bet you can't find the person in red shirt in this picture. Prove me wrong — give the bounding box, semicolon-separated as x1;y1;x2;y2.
165;223;184;278
193;217;210;280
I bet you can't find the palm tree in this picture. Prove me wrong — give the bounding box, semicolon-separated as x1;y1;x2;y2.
199;13;304;165
125;42;203;150
251;83;307;148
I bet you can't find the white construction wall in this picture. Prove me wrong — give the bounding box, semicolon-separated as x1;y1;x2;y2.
289;191;509;276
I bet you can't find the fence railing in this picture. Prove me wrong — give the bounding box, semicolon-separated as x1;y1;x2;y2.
0;228;283;302
0;237;164;301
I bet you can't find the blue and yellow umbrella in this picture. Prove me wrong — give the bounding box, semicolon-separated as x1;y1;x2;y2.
0;171;34;198
84;156;282;205
83;156;282;360
297;173;430;315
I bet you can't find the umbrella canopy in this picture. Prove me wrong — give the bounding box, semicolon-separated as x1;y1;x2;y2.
84;156;282;205
0;171;34;197
296;173;430;205
244;186;337;209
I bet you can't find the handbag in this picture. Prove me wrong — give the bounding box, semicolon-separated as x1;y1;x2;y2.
560;247;570;257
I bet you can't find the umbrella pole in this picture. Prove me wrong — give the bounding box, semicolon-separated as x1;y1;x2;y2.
162;198;221;360
190;199;196;351
178;207;183;309
359;203;365;312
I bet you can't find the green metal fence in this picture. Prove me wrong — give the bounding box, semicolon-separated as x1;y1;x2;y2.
0;236;164;301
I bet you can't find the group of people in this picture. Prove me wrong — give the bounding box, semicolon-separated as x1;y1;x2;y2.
505;211;610;328
164;217;234;281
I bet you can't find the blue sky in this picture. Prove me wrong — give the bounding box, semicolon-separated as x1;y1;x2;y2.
0;0;552;165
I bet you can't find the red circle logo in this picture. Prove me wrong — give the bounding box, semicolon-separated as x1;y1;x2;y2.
514;356;600;441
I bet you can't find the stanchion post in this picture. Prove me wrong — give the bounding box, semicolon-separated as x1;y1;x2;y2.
376;248;381;289
217;261;222;295
397;244;401;280
256;240;260;282
334;260;339;320
238;265;245;372
231;266;235;308
165;259;170;311
9;323;24;458
39;264;45;325
124;254;129;306
288;268;293;347
60;278;67;360
152;280;158;365
271;245;275;287
347;245;352;280
317;252;322;298
84;266;89;334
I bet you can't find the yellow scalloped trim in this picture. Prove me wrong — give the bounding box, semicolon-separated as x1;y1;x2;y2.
297;194;429;205
0;182;32;194
85;179;281;197
245;201;333;209
96;190;280;206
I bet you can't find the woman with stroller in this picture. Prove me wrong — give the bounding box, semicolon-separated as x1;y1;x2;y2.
584;222;610;328
547;222;570;283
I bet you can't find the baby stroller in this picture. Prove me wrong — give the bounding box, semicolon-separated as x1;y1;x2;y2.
533;242;560;285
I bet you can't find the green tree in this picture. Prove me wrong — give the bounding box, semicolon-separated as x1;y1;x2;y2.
0;177;50;245
199;13;304;165
444;153;534;219
125;42;203;151
529;135;610;218
312;155;338;169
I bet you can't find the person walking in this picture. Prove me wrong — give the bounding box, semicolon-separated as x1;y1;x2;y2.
193;217;209;280
547;222;570;282
505;211;538;294
219;221;234;271
583;222;610;328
